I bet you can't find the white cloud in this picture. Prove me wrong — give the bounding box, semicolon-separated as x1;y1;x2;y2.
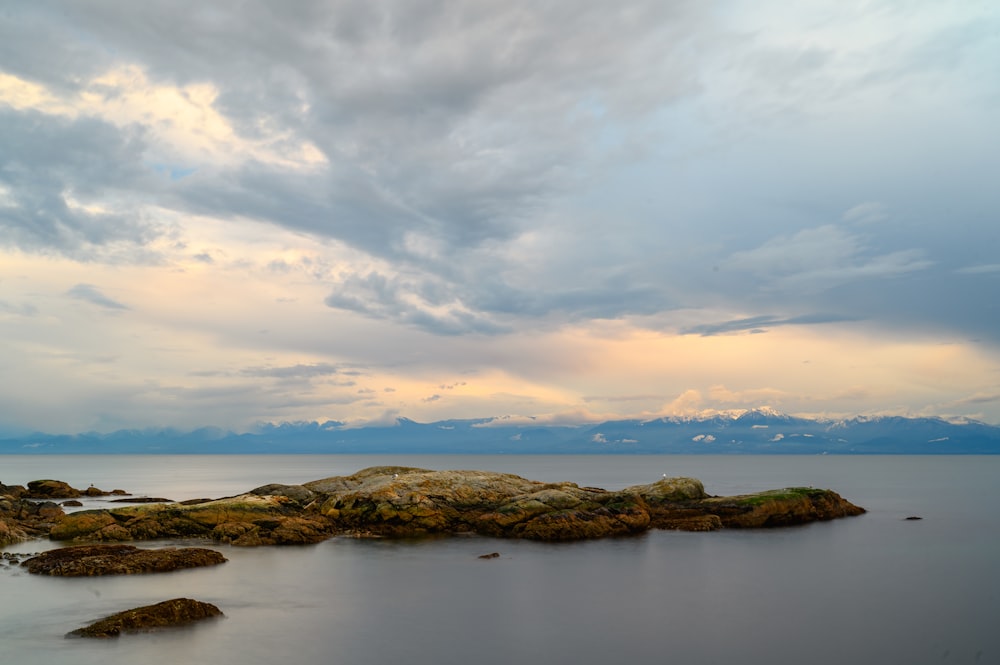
842;202;889;225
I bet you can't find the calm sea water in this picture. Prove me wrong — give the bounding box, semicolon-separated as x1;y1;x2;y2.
1;455;997;665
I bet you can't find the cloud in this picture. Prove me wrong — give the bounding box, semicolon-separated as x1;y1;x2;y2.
946;392;1000;407
842;202;889;225
0;299;38;317
681;313;856;336
0;109;161;259
324;270;507;335
239;363;346;379
956;264;1000;275
66;283;129;310
582;394;664;403
726;225;933;292
2;1;1000;432
2;1;710;259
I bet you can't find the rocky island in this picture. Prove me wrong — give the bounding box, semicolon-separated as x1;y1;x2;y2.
3;466;865;547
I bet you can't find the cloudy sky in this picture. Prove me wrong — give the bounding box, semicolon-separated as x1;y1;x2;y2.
1;0;999;434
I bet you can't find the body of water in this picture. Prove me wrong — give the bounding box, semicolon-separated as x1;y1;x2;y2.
2;455;997;664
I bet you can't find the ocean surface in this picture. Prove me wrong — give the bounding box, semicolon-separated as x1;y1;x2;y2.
1;454;997;664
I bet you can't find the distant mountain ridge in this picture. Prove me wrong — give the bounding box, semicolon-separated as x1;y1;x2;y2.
2;409;999;454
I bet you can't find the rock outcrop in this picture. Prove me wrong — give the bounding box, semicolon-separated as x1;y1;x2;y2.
50;493;334;546
0;496;64;546
19;480;129;499
46;466;865;544
23;544;226;576
1;479;137;546
66;598;223;638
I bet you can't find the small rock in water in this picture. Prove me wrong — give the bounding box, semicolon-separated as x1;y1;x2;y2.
478;552;501;559
24;544;226;576
904;516;923;521
66;598;223;638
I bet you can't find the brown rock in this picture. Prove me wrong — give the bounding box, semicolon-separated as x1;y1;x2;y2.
67;598;223;638
26;480;80;499
50;512;118;541
29;467;865;545
691;488;867;528
51;494;337;545
1;482;27;499
0;498;65;546
23;544;226;576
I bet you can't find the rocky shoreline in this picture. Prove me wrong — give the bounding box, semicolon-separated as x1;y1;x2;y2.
2;466;866;638
2;466;866;547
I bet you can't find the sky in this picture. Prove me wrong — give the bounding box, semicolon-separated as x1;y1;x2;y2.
1;0;999;434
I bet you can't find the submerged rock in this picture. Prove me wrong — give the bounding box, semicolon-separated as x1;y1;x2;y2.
23;544;226;576
67;598;223;638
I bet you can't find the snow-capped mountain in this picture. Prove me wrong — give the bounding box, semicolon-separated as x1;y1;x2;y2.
2;410;998;454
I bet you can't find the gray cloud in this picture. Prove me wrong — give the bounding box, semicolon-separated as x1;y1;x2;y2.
324;270;508;336
2;0;999;350
239;363;347;379
680;313;858;337
0;300;38;317
0;109;160;259
8;1;709;262
66;283;129;310
957;264;1000;275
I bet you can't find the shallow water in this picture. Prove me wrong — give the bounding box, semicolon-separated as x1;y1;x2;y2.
2;455;997;664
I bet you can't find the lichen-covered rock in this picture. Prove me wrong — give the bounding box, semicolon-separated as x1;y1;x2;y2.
308;468;654;540
0;497;64;546
1;482;27;499
250;483;316;505
66;598;223;638
20;468;865;545
51;494;336;546
23;544;226;576
26;480;80;499
19;480;130;500
49;512;119;541
691;488;867;528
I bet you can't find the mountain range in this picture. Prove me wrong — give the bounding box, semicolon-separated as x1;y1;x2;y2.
2;409;999;454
